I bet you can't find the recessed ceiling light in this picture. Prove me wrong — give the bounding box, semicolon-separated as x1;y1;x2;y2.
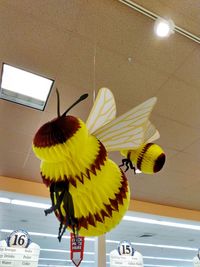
0;63;54;110
154;18;175;38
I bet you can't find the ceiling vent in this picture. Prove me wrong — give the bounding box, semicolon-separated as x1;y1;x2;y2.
138;233;155;238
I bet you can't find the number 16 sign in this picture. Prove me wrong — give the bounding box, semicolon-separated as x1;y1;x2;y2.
0;229;40;267
7;229;31;248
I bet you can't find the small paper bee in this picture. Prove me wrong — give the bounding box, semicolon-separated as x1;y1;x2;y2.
32;88;165;241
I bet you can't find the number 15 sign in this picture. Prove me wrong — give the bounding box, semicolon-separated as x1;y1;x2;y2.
110;241;144;267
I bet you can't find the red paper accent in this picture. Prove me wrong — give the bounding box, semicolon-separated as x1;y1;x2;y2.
70;233;85;266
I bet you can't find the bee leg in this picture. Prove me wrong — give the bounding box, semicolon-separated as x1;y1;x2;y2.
71;218;79;244
58;221;63;240
119;158;136;173
58;190;78;242
128;160;136;174
56;191;65;241
58;223;66;242
124;160;130;172
44;183;56;215
119;158;127;168
54;184;67;242
57;200;66;242
119;158;131;171
44;183;65;216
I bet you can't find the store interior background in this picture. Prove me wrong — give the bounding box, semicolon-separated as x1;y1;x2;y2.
1;0;200;266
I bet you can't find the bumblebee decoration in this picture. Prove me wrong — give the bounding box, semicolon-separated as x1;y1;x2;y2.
32;88;165;241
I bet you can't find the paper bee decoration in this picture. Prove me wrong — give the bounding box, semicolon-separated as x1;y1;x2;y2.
32;88;165;241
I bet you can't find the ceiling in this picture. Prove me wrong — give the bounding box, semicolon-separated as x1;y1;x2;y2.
0;0;200;266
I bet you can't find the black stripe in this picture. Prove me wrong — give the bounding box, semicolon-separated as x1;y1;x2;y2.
137;143;153;170
153;153;166;173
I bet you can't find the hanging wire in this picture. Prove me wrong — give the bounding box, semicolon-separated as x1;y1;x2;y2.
92;12;97;104
93;44;97;103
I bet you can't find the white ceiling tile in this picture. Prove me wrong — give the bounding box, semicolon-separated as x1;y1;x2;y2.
183;138;200;161
155;77;200;127
174;48;200;90
152;114;200;150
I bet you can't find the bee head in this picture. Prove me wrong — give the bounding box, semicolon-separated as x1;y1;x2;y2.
33;89;88;148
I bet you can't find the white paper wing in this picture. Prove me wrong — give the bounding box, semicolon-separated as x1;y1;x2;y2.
86;88;116;134
143;121;160;143
94;97;157;151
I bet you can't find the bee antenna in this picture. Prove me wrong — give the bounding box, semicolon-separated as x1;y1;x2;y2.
56;89;61;117
61;93;88;117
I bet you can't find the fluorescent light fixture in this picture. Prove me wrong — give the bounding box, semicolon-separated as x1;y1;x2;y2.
143;256;192;262
106;253;192;261
0;197;11;203
0;229;63;238
107;263;177;267
154;18;175;38
130;242;197;251
40;258;69;262
106;240;119;244
38;265;72;267
144;265;177;267
4;197;200;232
39;259;94;264
123;215;200;231
41;248;71;253
106;239;197;251
0;197;51;209
0;229;94;241
40;248;94;255
82;261;95;263
0;229;197;252
38;264;94;267
11;199;50;209
28;231;94;241
1;197;200;251
0;63;54;110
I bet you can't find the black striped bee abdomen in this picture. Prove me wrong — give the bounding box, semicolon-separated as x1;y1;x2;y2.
122;143;165;174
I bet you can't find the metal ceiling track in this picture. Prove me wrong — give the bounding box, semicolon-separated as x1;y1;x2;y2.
119;0;200;44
